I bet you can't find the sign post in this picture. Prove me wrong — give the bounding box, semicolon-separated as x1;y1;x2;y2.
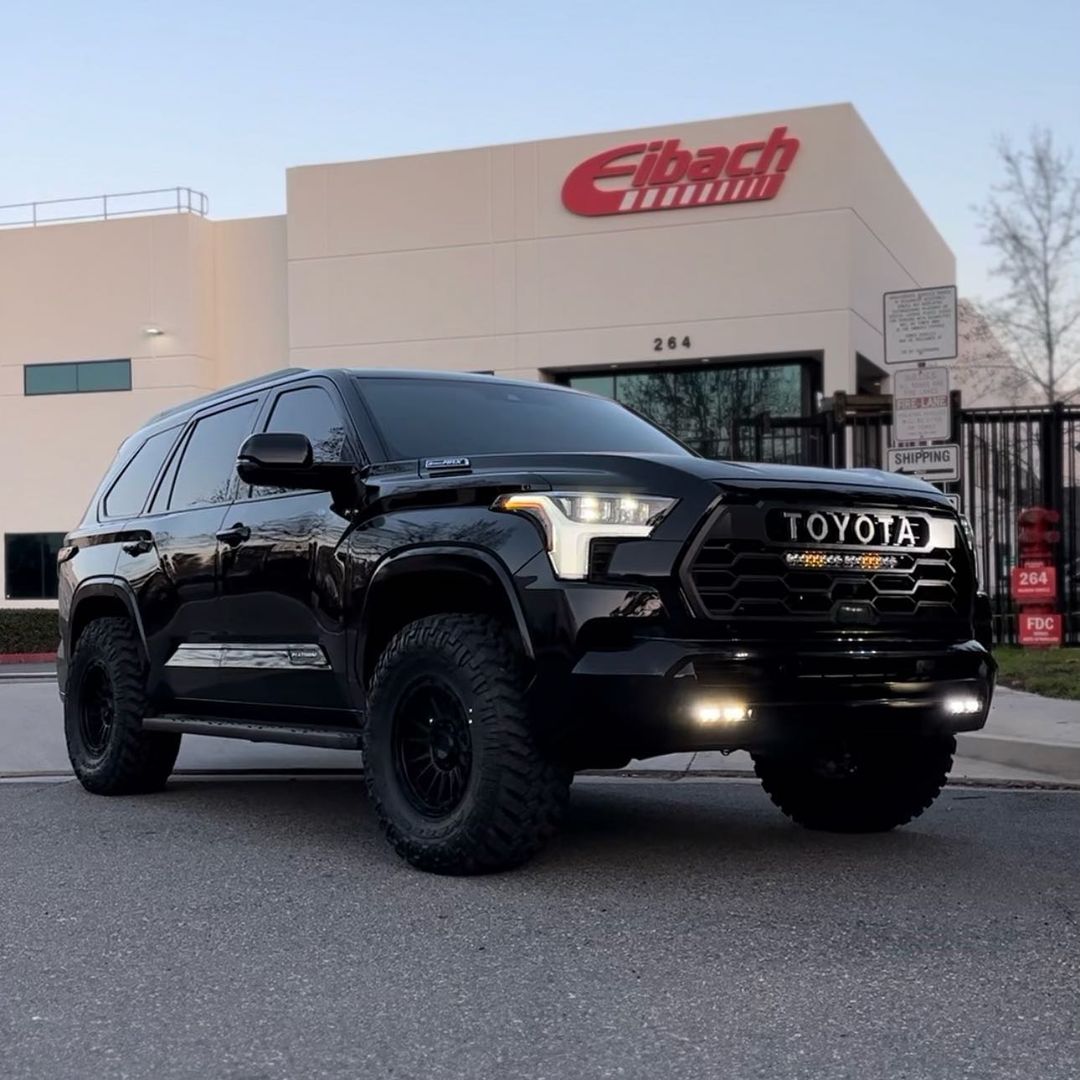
883;284;961;496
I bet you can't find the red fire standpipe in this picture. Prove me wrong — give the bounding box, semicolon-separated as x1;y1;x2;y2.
1011;507;1062;647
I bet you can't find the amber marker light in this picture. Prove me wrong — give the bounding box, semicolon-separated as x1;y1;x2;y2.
784;551;900;570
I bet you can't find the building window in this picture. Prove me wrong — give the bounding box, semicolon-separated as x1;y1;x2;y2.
24;359;131;396
562;359;818;462
4;533;65;600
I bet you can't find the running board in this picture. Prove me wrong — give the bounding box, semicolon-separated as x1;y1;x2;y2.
143;716;363;750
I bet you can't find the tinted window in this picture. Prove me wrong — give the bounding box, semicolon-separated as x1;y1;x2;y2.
168;401;258;511
250;385;352;499
25;359;131;395
4;533;64;600
357;378;689;459
102;428;179;519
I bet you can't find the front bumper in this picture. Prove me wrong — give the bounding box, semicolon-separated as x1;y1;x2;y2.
560;637;996;756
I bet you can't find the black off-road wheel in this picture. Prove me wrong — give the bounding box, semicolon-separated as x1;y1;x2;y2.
363;614;570;874
752;732;955;833
64;617;181;795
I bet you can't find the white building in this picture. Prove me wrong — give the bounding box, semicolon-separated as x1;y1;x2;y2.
0;102;954;606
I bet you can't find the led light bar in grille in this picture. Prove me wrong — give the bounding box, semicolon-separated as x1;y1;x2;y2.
784;551;900;570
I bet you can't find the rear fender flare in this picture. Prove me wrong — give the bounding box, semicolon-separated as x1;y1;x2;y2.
69;577;148;656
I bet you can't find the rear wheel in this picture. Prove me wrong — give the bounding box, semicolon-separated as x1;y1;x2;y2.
363;614;570;874
752;732;955;832
64;617;181;795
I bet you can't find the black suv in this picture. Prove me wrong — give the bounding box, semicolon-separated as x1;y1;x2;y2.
59;368;995;873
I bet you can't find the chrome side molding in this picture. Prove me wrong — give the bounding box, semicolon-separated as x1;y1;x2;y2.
165;643;331;670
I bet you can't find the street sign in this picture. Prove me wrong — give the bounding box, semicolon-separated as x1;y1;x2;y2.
892;365;951;442
1011;565;1057;602
1018;612;1062;647
886;443;960;482
883;285;958;365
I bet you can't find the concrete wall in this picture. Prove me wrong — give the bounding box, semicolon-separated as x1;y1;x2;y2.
0;212;288;606
285;103;953;395
215;216;290;386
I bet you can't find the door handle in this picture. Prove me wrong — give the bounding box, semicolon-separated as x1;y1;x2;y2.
216;523;251;547
121;539;152;556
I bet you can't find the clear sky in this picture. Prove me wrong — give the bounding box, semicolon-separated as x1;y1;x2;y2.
3;0;1077;299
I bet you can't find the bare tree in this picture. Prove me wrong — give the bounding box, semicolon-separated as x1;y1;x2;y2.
978;129;1080;402
953;298;1035;406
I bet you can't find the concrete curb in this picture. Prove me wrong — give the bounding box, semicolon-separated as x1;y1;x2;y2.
956;733;1080;781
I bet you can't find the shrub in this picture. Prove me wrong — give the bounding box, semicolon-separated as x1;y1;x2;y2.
0;609;60;655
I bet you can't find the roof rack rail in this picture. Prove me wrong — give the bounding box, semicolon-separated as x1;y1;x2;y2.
146;367;309;426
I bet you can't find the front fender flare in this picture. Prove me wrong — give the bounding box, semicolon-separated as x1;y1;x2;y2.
357;545;535;679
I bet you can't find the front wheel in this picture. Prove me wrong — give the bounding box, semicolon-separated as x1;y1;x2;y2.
752;732;955;833
363;614;570;874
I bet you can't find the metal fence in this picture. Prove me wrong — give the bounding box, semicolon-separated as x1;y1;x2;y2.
724;398;1080;645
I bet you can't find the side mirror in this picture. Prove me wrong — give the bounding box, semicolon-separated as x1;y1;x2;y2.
236;432;356;498
237;432;313;476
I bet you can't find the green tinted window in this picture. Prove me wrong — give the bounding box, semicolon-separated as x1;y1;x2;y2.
24;364;78;395
25;359;131;396
77;359;131;392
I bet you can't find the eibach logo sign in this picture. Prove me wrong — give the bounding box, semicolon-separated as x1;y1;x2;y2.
561;126;800;217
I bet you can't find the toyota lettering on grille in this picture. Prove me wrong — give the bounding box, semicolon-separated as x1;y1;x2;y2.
766;509;931;550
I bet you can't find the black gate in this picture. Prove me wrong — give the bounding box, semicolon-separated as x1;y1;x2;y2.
960;405;1080;645
727;399;1080;645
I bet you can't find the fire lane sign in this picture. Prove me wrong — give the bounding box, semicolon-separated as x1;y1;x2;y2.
886;444;960;482
884;285;958;365
892;365;951;442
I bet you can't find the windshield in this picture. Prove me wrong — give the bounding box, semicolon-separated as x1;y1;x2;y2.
355;377;692;459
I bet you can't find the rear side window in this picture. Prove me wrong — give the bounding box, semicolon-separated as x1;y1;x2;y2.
356;377;690;459
167;401;259;511
102;427;179;519
249;385;353;499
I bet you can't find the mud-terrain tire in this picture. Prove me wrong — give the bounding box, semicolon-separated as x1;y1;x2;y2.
363;614;570;874
64;617;181;795
752;733;955;833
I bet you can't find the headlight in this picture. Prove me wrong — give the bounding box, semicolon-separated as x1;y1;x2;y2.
493;491;678;579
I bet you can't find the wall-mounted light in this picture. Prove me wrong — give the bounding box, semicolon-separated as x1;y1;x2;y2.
143;325;164;337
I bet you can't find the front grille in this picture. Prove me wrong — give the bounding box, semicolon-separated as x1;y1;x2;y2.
684;502;972;634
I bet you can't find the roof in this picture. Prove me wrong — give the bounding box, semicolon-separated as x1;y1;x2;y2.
140;366;582;433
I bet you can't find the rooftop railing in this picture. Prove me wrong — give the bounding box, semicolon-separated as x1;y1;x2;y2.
0;187;209;229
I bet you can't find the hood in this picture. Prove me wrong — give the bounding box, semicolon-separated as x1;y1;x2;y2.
369;451;954;511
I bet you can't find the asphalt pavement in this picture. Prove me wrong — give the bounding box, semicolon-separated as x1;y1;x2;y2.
1;676;1071;783
1;776;1078;1079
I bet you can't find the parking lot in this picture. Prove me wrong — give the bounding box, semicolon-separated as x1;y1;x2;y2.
2;674;1079;1079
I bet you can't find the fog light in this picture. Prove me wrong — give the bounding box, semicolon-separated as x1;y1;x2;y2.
945;695;982;716
694;701;749;724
